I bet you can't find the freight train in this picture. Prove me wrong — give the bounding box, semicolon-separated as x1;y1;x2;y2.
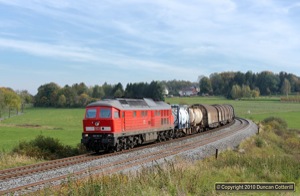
81;98;235;153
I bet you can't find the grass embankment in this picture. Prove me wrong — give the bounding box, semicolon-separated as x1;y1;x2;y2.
0;151;43;170
41;117;299;195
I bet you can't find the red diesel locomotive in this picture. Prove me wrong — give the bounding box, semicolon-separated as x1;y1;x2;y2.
81;98;174;152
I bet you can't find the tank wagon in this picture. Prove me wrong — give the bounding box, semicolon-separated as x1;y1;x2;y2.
81;98;235;152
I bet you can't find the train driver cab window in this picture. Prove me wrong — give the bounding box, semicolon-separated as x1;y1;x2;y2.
86;108;97;118
114;111;120;119
100;108;111;118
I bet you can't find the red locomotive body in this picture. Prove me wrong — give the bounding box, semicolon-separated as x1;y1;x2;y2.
81;98;174;152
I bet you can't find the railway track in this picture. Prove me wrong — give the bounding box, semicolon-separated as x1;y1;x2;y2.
0;118;256;195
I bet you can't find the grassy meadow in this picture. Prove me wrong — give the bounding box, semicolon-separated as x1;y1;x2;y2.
0;108;85;151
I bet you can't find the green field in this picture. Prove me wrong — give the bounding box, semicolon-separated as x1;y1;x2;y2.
0;96;300;151
0;108;85;151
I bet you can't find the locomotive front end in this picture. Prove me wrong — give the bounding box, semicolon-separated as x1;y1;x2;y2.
81;103;121;152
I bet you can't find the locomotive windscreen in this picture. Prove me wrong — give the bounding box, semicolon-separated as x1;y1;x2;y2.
86;109;96;118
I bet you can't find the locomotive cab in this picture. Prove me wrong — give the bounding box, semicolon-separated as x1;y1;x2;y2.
82;106;121;152
83;107;122;132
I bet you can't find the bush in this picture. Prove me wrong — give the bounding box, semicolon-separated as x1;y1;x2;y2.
262;117;288;131
255;136;264;148
12;135;86;160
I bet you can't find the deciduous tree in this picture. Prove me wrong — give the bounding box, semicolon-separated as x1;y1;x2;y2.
281;79;291;97
230;85;242;99
199;77;212;95
35;82;60;107
0;87;21;117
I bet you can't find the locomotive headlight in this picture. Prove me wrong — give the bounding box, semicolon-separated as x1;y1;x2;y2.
107;134;113;137
94;121;100;126
84;134;88;137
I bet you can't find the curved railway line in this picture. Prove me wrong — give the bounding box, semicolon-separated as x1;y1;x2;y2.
0;118;257;195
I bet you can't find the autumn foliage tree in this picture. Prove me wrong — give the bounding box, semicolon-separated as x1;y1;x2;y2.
0;87;22;117
281;79;291;97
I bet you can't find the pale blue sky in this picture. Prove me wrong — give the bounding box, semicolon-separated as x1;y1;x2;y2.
0;0;300;94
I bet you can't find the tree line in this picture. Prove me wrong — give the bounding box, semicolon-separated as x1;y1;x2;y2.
2;70;300;110
199;71;300;99
34;81;164;108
